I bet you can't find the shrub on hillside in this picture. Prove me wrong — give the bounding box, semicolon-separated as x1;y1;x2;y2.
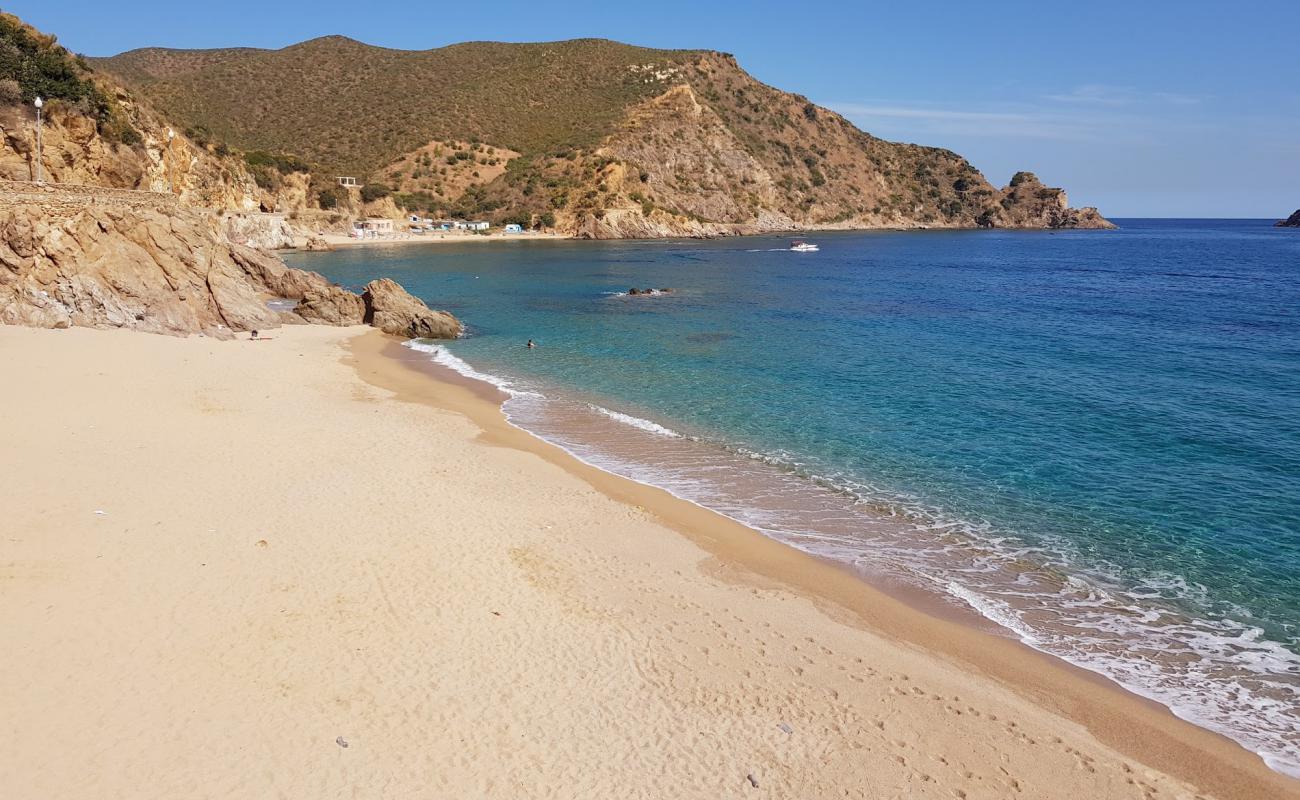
248;164;278;191
244;150;309;173
317;189;338;209
0;78;20;104
394;191;437;212
0;13;139;144
360;183;390;203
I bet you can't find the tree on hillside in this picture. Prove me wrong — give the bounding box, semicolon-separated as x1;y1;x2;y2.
0;13;138;143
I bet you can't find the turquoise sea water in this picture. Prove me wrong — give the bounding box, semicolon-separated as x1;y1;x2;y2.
288;220;1300;775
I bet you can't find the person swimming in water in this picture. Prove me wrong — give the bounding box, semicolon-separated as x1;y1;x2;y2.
526;339;536;349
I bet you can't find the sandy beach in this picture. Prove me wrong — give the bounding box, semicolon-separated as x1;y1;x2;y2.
2;323;1295;800
315;230;570;248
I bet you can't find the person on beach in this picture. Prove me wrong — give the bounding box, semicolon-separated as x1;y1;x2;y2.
250;330;259;340
526;339;536;349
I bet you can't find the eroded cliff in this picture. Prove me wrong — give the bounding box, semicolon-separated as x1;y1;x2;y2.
0;186;459;338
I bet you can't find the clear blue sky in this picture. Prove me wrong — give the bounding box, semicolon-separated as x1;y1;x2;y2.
12;0;1299;217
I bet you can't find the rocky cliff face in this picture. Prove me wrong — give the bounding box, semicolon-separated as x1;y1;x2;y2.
0;194;459;339
0;97;265;212
223;212;298;249
1276;210;1300;228
557;58;1113;238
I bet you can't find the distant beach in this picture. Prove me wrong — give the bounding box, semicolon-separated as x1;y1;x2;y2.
311;229;570;249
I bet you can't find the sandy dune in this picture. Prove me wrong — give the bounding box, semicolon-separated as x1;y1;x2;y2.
1;324;1293;799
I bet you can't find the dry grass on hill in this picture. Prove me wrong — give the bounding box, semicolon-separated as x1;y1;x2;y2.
96;38;701;177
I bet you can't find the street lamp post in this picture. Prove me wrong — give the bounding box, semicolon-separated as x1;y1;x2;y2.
33;96;43;183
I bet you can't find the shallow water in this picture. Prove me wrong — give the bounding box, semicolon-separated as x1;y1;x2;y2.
290;220;1300;775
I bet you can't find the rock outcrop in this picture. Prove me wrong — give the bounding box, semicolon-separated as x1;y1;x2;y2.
986;172;1114;229
0;198;458;339
543;68;1114;237
1276;210;1300;228
362;278;463;339
223;212;298;249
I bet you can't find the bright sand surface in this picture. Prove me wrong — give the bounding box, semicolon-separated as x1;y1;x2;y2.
2;324;1296;799
316;230;569;248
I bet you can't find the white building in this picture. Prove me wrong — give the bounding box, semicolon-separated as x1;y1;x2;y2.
467;221;490;231
352;218;394;238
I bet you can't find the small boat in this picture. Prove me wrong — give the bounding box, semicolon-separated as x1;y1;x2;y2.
789;239;819;252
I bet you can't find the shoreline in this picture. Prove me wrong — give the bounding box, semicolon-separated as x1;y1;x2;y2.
287;220;1126;255
3;323;1295;798
350;331;1300;800
308;230;572;248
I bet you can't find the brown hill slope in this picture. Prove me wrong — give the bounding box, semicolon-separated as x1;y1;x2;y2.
98;37;697;178
96;35;1110;236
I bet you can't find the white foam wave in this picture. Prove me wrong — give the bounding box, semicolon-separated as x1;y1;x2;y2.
940;578;1300;779
403;340;542;399
942;582;1043;644
587;404;682;438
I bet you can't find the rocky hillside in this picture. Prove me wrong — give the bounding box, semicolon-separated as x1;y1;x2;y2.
96;36;1111;236
0;12;263;209
0;14;460;339
0;185;461;338
1276;209;1300;228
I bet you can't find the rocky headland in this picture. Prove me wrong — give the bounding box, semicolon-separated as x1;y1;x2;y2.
92;31;1114;237
0;182;459;338
1276;209;1300;228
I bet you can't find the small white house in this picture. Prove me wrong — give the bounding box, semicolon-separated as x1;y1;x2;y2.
467;221;490;231
336;176;359;188
352;218;394;238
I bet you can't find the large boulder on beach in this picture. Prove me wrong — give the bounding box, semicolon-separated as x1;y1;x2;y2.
293;288;366;326
362;278;462;339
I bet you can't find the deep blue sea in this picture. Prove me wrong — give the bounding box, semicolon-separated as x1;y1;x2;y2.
288;219;1300;775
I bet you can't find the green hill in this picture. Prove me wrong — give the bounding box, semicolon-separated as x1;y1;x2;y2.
97;37;702;177
94;34;1111;236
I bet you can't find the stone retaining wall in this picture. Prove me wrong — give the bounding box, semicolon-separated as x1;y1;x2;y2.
0;180;179;219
